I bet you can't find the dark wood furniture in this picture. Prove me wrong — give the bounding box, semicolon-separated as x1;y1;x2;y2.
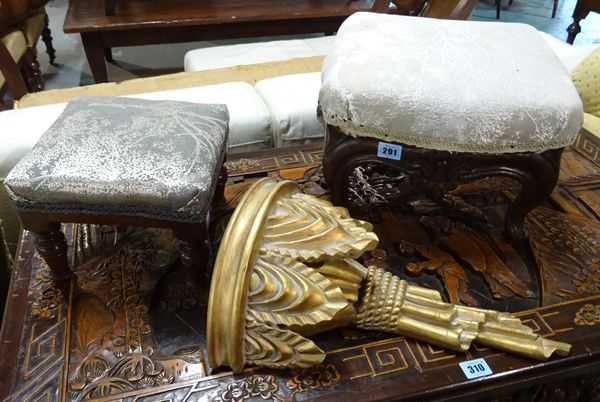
63;0;478;83
18;211;213;286
494;0;559;19
1;142;600;401
0;1;57;100
567;0;600;44
13;158;227;287
322;126;563;260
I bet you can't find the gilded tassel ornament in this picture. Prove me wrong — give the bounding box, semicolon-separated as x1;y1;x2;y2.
207;178;571;373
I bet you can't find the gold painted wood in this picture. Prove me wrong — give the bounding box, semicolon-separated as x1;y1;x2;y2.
208;178;571;373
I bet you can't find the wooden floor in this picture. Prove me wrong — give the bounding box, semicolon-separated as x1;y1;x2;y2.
1;141;600;401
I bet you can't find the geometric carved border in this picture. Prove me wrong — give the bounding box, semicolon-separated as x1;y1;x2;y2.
574;130;600;168
9;237;71;402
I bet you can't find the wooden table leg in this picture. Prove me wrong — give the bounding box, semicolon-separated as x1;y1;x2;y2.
81;32;109;83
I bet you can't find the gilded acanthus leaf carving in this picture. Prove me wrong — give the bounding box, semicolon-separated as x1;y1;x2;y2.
260;193;378;262
249;252;349;327
245;318;325;369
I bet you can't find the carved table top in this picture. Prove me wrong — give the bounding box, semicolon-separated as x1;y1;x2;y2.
1;144;600;402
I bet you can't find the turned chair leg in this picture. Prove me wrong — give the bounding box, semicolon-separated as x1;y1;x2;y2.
21;217;70;281
22;50;44;92
567;4;591;44
567;19;583;44
42;14;57;66
495;0;501;19
552;0;559;18
174;222;210;287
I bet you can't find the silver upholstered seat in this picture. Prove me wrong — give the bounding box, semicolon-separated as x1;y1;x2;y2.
5;96;229;222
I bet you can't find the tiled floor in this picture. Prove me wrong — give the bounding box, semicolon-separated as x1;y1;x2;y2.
33;0;600;91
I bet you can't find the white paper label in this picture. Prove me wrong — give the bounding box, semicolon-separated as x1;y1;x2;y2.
459;358;493;379
377;142;402;160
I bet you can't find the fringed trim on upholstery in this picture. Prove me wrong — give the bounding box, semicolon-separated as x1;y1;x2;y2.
10;200;208;223
324;115;576;154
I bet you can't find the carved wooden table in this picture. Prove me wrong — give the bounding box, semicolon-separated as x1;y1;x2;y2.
1;143;600;401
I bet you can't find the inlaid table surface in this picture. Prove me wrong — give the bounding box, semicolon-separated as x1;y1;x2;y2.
1;143;600;402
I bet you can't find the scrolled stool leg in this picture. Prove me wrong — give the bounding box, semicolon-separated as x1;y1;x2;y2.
504;149;562;247
212;163;228;207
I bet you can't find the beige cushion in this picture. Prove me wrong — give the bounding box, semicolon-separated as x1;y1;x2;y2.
572;47;600;118
319;12;584;153
584;113;600;136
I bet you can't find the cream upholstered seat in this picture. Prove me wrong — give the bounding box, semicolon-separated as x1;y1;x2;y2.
319;12;584;153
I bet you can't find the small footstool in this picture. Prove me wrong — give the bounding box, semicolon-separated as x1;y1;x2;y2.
4;96;229;286
319;12;584;247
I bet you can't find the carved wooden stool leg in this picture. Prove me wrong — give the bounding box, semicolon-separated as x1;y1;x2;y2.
42;14;57;66
174;222;210;287
212;162;228;207
323;127;353;206
21;215;70;281
503;150;562;247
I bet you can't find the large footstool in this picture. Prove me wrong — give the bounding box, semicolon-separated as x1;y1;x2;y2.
4;96;229;286
319;12;584;249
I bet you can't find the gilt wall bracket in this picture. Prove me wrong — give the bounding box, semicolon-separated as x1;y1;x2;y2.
207;178;570;373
